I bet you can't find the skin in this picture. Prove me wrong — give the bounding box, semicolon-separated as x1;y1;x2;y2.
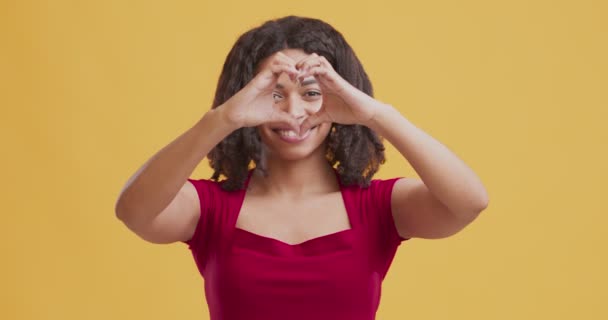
115;47;489;245
236;49;348;243
293;50;490;239
250;49;336;198
231;47;489;240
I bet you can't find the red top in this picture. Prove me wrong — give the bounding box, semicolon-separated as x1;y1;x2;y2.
182;169;410;320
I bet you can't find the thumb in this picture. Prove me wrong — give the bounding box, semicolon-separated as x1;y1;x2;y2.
270;110;301;135
300;111;328;134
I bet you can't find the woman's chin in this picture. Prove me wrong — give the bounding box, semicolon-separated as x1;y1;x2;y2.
264;142;323;161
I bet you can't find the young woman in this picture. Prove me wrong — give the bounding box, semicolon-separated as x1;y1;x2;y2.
115;16;489;320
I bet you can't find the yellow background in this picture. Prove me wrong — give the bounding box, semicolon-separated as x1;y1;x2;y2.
1;0;606;319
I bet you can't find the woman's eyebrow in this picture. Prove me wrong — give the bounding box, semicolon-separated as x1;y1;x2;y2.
299;79;318;87
275;79;318;89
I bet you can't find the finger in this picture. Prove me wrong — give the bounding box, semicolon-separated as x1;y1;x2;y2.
296;58;322;80
251;63;296;94
269;109;301;135
254;53;299;89
317;55;332;68
297;65;329;83
300;55;334;76
300;110;330;134
275;51;298;65
272;54;299;81
295;52;319;70
270;62;299;82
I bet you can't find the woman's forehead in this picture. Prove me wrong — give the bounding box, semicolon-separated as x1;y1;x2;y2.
280;48;308;61
257;48;309;69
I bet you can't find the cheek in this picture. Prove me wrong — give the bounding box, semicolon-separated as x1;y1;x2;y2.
317;123;332;140
256;126;270;145
311;99;323;111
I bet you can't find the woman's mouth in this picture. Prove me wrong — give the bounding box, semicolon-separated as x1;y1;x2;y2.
272;125;318;143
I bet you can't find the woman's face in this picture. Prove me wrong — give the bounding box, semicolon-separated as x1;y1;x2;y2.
256;48;332;161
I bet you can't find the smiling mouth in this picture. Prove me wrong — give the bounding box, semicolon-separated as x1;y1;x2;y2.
271;125;318;142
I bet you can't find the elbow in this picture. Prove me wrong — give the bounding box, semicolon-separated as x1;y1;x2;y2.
114;196;157;235
467;194;489;220
453;194;489;222
468;184;489;214
115;203;130;225
115;200;143;235
115;197;136;224
476;189;490;212
469;193;489;217
115;187;142;222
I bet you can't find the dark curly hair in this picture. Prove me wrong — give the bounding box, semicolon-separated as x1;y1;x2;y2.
208;16;386;191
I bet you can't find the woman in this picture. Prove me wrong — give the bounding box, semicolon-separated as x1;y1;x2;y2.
115;16;489;320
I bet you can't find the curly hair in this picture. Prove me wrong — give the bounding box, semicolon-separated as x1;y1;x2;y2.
207;16;386;191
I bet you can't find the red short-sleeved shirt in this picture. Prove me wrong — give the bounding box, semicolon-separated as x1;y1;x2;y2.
182;169;410;320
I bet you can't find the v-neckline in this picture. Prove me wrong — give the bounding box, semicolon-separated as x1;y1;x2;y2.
231;168;356;251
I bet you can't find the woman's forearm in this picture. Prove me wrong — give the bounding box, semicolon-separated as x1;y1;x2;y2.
114;107;236;226
366;103;489;219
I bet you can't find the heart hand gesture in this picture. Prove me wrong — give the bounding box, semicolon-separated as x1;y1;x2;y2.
295;53;380;133
219;52;302;133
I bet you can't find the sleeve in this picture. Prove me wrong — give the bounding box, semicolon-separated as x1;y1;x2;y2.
369;177;411;279
370;177;411;247
181;178;218;257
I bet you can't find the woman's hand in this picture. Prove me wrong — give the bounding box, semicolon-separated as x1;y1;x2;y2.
295;53;382;133
218;52;302;133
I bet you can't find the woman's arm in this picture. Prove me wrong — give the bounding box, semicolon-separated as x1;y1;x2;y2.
115;52;303;243
115;108;236;243
366;103;489;239
290;53;489;239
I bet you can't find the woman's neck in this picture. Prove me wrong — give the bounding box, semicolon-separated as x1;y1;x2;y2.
252;151;338;199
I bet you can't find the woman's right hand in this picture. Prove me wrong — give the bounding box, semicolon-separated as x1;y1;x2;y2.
217;52;301;133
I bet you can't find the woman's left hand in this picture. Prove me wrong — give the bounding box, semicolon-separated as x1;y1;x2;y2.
295;53;384;133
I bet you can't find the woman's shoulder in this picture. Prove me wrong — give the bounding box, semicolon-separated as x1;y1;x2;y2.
187;176;222;188
186;177;233;201
187;173;252;195
340;174;404;192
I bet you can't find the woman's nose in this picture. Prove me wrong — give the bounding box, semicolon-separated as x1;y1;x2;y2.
285;95;307;118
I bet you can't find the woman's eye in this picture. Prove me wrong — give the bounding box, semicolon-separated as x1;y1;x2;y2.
305;91;321;97
272;93;283;100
